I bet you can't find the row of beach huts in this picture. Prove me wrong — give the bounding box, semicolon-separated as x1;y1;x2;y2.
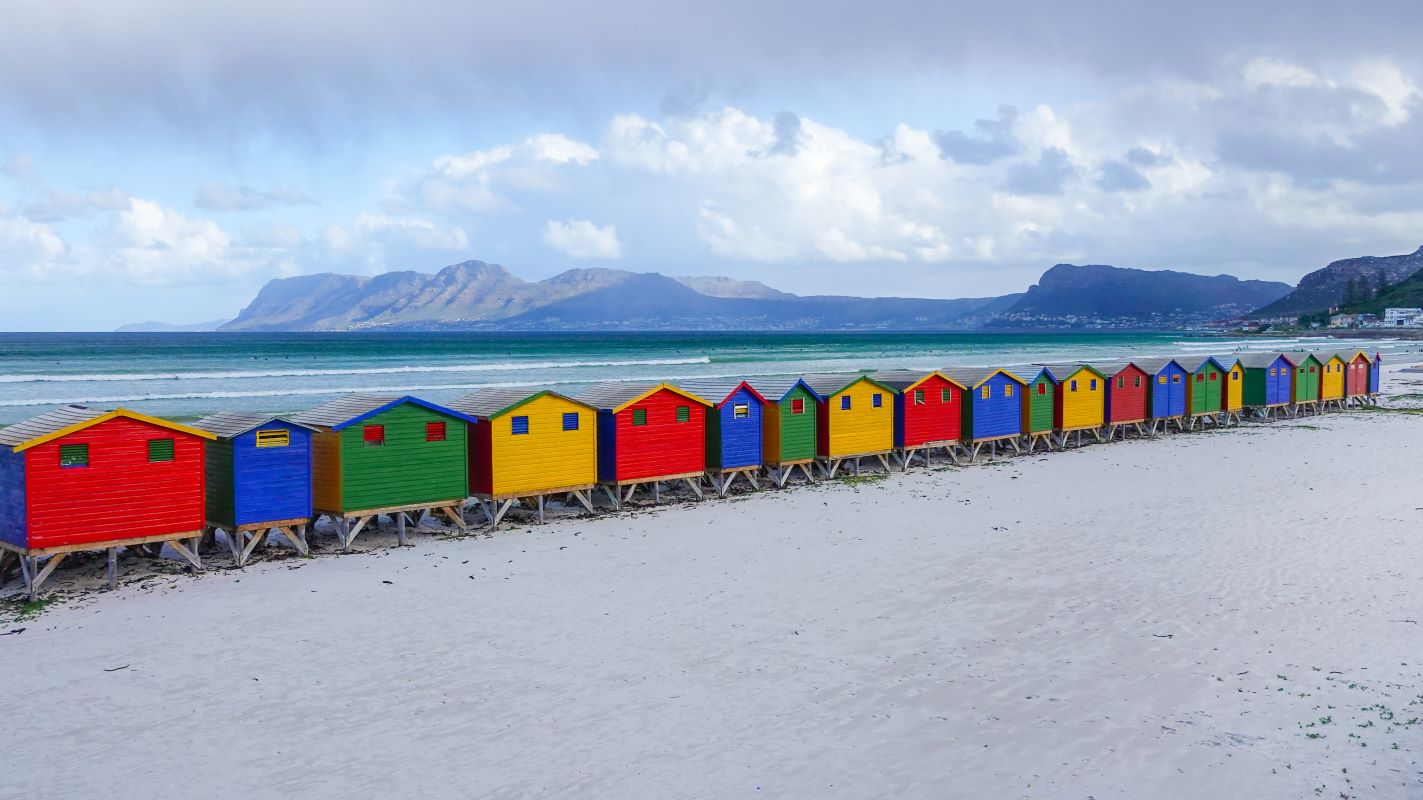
0;350;1382;599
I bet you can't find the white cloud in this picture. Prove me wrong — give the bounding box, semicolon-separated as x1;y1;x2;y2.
542;219;622;259
0;209;66;279
100;198;249;284
397;133;599;215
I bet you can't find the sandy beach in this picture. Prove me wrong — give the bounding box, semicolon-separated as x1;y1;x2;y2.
2;370;1422;799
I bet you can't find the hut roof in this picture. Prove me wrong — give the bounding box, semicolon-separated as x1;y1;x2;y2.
448;388;593;420
1130;357;1184;375
1283;350;1320;365
1237;352;1289;369
290;394;476;430
1312;350;1347;364
191;412;317;439
1036;363;1105;382
1178;355;1226;372
674;379;768;407
577;381;711;412
0;405;216;451
869;369;965;393
1082;360;1140;377
802;373;896;397
1022;366;1059;385
941;367;1026;389
745;376;824;402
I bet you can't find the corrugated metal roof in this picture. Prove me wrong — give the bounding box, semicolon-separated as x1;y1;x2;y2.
1313;350;1346;363
675;378;748;404
1133;357;1183;375
1021;366;1058;384
1238;352;1288;369
289;394;399;428
1283;350;1319;364
1036;363;1093;381
191;411;316;439
745;376;821;402
447;387;592;419
942;367;1020;389
802;372;887;396
1082;361;1135;377
868;369;932;392
577;381;711;411
0;404;104;448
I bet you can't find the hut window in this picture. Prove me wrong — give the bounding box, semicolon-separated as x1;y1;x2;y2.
1267;368;1275;376
872;394;883;408
59;443;89;468
1134;376;1142;388
791;398;806;414
1036;383;1046;395
425;422;447;442
147;438;175;463
1116;376;1124;389
255;429;289;448
1005;384;1014;397
981;386;990;400
363;425;385;446
733;404;750;419
1232;371;1239;380
1089;379;1097;390
511;416;529;435
942;388;954;402
562;412;580;431
1172;374;1181;383
1209;373;1217;381
840;396;851;410
1196;374;1204;383
913;389;925;406
1070;380;1078;392
676;405;691;423
632;408;648;426
1311;366;1316;373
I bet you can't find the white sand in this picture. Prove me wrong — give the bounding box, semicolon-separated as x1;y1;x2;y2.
4;373;1423;798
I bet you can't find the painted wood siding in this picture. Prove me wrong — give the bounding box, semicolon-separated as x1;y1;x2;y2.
338;404;468;511
1222;363;1244;411
1319;358;1345;400
820;379;893;458
898;375;961;448
1149;365;1187;418
765;388;817;465
1023;377;1055;434
1294;359;1321;403
964;373;1021;441
1187;365;1224;414
1055;371;1105;430
1105;366;1149;424
1370;355;1381;393
22;417;205;549
1243;359;1292;407
486;395;597;495
204;438;236;527
0;447;26;547
1345;356;1369;396
707;386;761;470
310;431;342;512
233;422;312;526
609;388;705;482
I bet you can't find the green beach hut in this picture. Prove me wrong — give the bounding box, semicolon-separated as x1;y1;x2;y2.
290;394;476;550
1284;352;1323;414
1181;356;1226;428
747;377;822;487
1021;367;1058;452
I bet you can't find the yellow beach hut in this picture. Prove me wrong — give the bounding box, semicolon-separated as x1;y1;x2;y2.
449;387;599;527
1315;351;1347;410
1042;364;1107;446
802;374;896;478
1219;357;1245;424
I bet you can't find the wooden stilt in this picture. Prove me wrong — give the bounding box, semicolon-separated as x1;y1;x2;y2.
396;512;407;546
106;547;118;589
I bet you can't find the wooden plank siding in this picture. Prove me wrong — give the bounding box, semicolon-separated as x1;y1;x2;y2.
310;430;343;512
1147;362;1188;419
483;393;597;496
963;371;1024;441
204;437;236;528
21;417;205;549
1293;355;1323;403
1054;367;1106;431
231;421;312;526
1221;360;1245;412
893;374;962;448
816;378;894;458
1022;371;1057;435
1370;354;1382;394
1104;364;1149;424
599;388;707;483
1318;355;1346;401
704;385;763;471
0;445;26;548
1345;353;1370;397
337;404;468;511
1185;360;1225;415
1242;356;1293;407
763;385;818;466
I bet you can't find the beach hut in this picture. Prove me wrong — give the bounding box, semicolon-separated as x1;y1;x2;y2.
449;388;598;527
803;374;897;477
871;369;965;468
1369;353;1383;401
1315;352;1347;410
579;381;711;506
1181;356;1227;428
1042;364;1107;446
290;395;473;550
0;405;215;599
1134;358;1188;433
747;377;822;487
1285;352;1324;414
1343;351;1372;406
1094;361;1151;440
192;412;315;566
943;367;1026;461
1218;357;1246;424
676;379;769;496
1239;353;1294;418
1020;368;1059;452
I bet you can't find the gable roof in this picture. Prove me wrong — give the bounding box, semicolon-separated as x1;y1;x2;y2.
1083;361;1147;378
448;388;594;420
0;405;217;452
1131;357;1186;375
1283;350;1322;365
577;381;711;413
1341;349;1372;363
289;394;476;430
1313;350;1347;364
1178;355;1227;372
1237;352;1291;369
941;367;1026;389
674;379;768;407
870;369;966;393
191;412;317;439
1022;366;1059;385
801;373;897;398
1036;363;1105;382
745;376;824;402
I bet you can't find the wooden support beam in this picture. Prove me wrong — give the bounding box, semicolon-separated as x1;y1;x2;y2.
570;490;594;514
106;547;118;589
168;538;202;571
395;512;407;546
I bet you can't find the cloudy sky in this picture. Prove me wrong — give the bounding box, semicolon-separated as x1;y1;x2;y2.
2;0;1421;330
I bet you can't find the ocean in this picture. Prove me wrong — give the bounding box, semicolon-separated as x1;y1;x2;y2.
0;331;1414;424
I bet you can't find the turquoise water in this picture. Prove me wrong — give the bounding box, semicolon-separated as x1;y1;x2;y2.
0;331;1413;424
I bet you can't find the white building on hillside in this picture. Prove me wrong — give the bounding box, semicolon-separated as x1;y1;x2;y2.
1383;307;1423;327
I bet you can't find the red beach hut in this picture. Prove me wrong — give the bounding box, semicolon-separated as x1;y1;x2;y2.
0;405;215;598
1095;361;1151;440
579;381;712;507
871;369;965;468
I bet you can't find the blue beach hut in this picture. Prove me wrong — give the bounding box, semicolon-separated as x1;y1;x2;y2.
677;379;768;496
1239;353;1294;417
192;412;316;565
1135;358;1188;432
1369;352;1382;399
943;367;1027;461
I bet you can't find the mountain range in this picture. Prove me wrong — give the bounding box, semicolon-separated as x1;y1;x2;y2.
1250;246;1423;318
